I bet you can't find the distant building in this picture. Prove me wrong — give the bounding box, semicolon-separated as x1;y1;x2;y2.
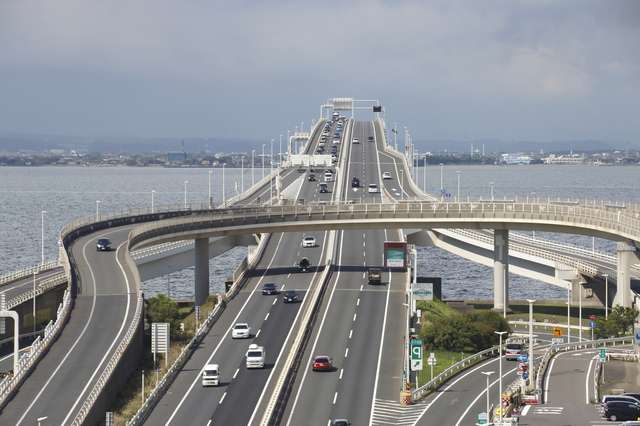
167;152;187;163
545;154;585;165
501;153;531;164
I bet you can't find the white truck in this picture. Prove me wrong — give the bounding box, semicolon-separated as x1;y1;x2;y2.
202;363;220;386
245;344;266;369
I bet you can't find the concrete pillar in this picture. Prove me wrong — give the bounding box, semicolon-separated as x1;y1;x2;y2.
493;230;511;313
614;242;634;308
194;238;210;307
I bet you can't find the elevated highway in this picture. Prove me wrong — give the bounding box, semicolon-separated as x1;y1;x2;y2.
0;109;638;425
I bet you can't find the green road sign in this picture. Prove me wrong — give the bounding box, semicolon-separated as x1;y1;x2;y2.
411;344;423;370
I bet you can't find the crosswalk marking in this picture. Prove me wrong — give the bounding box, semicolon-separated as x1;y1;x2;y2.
531;406;563;415
370;398;429;426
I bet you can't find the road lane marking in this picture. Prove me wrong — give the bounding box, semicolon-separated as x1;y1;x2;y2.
219;393;226;404
349;330;353;338
233;369;239;379
360;285;363;291
265;313;270;321
340;369;344;379
272;299;277;305
345;348;349;358
353;314;357;321
333;392;338;404
256;330;261;337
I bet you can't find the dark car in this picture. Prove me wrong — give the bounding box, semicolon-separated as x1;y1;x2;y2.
367;136;374;142
601;395;640;414
319;183;328;193
96;238;111;251
604;401;640;421
298;257;311;272
351;177;360;187
262;283;277;295
308;174;316;182
331;421;351;426
283;290;298;303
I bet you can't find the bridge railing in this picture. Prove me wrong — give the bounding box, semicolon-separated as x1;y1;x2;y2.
127;201;640;251
0;289;71;407
0;259;61;286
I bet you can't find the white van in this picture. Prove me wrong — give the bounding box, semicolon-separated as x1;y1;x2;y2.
202;363;220;386
324;172;333;182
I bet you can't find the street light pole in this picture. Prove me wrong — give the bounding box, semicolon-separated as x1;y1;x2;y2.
241;156;245;194
400;170;404;200
270;139;274;202
33;272;38;332
439;163;444;193
151;190;155;214
222;164;226;206
495;331;507;424
490;182;494;200
528;299;536;390
262;144;265;179
456;171;460;200
184;180;189;209
579;281;585;343
603;274;609;318
252;150;255;187
41;210;46;264
481;371;494;420
96;200;101;218
567;288;571;343
208;171;213;208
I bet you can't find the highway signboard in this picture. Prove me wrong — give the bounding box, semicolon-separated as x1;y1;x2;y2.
552;326;563;338
517;354;527;362
411;282;433;300
478;412;488;424
384;241;407;268
601;348;606;362
412;341;423;370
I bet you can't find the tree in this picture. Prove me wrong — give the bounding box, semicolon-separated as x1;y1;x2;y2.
420;310;510;352
594;306;639;339
146;294;182;338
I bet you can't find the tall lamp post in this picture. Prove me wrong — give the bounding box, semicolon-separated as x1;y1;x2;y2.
151;190;155;214
184;180;189;209
400;170;404;200
208;171;213;209
252;150;255;186
439;163;444;194
490;182;494;201
262;144;265;179
41;211;46;264
270;139;274;202
33;272;38;332
603;274;609;318
222;164;226;206
96;200;101;218
456;171;460;200
495;331;507;424
481;371;494;421
241;156;245;194
527;299;536;390
579;281;585;343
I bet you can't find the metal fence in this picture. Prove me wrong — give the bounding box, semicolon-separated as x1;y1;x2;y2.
0;260;61;286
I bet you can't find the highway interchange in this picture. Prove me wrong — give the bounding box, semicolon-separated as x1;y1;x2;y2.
0;115;634;425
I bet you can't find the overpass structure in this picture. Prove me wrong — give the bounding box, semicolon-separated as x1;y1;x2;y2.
0;102;639;425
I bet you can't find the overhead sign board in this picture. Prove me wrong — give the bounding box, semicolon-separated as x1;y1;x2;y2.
384;241;407;268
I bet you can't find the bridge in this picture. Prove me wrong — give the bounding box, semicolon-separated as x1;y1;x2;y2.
0;103;638;425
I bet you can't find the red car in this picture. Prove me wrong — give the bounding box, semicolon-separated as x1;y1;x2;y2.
312;356;332;371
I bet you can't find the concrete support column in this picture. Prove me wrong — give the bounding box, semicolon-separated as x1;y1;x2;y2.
493;230;511;313
194;238;210;307
614;242;634;308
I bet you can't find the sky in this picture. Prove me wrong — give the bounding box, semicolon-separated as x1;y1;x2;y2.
0;0;638;144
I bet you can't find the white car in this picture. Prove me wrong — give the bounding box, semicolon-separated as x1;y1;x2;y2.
303;236;316;247
368;184;378;193
352;138;359;144
383;171;392;179
232;323;251;339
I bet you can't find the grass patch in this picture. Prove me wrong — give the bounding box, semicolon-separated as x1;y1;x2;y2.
470;301;607;332
416;299;459;325
108;296;217;426
418;349;488;387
